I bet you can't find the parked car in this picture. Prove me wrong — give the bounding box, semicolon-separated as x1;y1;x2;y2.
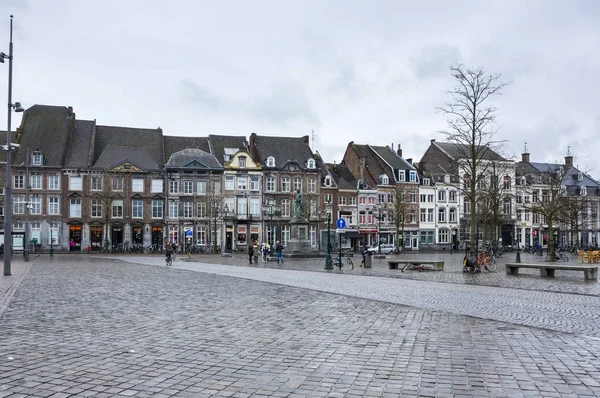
367;244;397;254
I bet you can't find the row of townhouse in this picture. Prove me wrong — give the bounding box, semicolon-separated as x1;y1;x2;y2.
2;104;598;253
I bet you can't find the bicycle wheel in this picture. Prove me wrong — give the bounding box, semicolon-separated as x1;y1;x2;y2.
467;263;478;274
486;258;497;272
560;253;569;262
346;258;354;270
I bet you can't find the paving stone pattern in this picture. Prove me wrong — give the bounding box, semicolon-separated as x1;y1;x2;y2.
0;256;598;397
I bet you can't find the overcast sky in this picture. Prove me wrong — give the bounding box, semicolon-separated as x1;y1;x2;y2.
1;0;599;175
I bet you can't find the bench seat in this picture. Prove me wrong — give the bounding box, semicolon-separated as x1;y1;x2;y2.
388;260;444;271
505;263;598;280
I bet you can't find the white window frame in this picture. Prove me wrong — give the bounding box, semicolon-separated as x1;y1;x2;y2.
30;174;42;189
48;197;60;215
111;200;123;218
151;179;163;193
266;176;276;192
69;176;82;191
112;177;124;192
91;176;103;191
225;176;235;191
183;180;194;195
69;198;82;217
132;199;144;218
132;178;144;193
197;181;207;195
32;153;42;166
169;180;179;194
91;198;102;218
30;196;42;214
293;177;302;193
281;177;291;192
250;176;260;192
266;156;275;167
152;200;164;219
48;174;60;190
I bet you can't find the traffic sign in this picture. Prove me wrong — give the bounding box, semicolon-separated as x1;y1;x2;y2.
336;228;346;234
185;229;193;237
336;218;346;229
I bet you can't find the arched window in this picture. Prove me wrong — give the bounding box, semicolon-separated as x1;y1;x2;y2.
266;156;275;167
307;159;315;169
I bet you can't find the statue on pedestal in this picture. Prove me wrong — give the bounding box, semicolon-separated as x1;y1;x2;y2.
294;190;304;218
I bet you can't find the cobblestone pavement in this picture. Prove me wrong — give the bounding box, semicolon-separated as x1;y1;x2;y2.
0;255;599;397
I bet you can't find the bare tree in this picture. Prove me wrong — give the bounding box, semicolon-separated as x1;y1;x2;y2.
477;161;513;251
438;65;511;250
384;185;413;254
520;167;569;260
97;172;122;253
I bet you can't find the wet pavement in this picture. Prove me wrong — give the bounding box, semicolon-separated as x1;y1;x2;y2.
0;253;598;397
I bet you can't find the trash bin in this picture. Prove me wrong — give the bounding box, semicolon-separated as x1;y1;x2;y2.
364;252;372;268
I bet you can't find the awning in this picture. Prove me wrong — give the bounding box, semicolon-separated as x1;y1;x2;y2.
359;229;377;233
342;231;361;238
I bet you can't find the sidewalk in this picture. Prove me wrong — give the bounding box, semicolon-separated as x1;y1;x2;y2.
0;259;34;319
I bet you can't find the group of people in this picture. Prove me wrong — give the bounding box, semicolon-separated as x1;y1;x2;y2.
248;241;284;264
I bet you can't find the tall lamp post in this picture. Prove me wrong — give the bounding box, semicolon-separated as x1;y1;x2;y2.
374;206;384;255
263;198;278;246
49;220;54;256
324;199;333;269
2;15;24;275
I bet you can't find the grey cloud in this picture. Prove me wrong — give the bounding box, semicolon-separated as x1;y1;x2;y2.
180;80;221;111
328;61;363;98
247;82;319;126
412;45;461;79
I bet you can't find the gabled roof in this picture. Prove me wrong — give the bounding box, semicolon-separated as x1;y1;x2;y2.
370;145;415;171
13;105;73;167
166;148;222;169
208;135;247;166
164;136;210;162
434;141;507;162
326;163;358;190
93;125;163;171
65;119;95;168
251;134;314;169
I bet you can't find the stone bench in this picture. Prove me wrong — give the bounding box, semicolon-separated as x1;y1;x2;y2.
388;260;444;271
505;263;598;281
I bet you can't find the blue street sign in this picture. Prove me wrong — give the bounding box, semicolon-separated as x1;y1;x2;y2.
336;218;346;229
185;229;193;237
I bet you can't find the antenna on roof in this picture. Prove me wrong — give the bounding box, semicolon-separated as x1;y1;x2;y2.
523;142;528;153
311;129;314;150
567;146;572;156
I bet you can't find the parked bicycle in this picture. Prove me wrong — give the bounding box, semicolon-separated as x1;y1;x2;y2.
545;251;568;262
332;250;354;270
463;251;497;273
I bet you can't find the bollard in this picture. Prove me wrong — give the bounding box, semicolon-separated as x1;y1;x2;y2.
516;248;521;263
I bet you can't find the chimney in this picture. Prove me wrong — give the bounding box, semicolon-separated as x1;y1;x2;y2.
565;145;573;167
397;144;402;158
431;139;435;143
406;158;413;166
249;133;257;160
521;142;530;163
301;135;310;145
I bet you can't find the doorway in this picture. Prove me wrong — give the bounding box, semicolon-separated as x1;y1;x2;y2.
90;226;103;251
69;225;82;251
111;226;123;249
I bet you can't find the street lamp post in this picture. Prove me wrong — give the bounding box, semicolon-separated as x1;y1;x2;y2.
263;198;278;246
49;220;54;256
324;200;333;269
2;16;24;275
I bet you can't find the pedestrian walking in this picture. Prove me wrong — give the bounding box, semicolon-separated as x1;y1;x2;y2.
262;243;269;263
276;240;284;263
248;244;254;264
360;241;368;267
70;239;75;251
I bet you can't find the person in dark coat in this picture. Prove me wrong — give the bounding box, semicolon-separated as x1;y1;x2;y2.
248;244;254;264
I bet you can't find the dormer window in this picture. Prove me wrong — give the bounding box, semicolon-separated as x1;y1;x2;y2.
410;171;417;182
307;159;315;169
266;156;275;167
520;176;526;186
239;156;246;169
223;154;231;162
578;172;583;181
324;176;332;187
580;186;587;196
381;174;389;185
397;171;405;182
423;178;430;186
560;185;567;195
32;152;43;166
444;175;450;184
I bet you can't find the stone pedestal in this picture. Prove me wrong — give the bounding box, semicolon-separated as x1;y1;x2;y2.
286;216;319;257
